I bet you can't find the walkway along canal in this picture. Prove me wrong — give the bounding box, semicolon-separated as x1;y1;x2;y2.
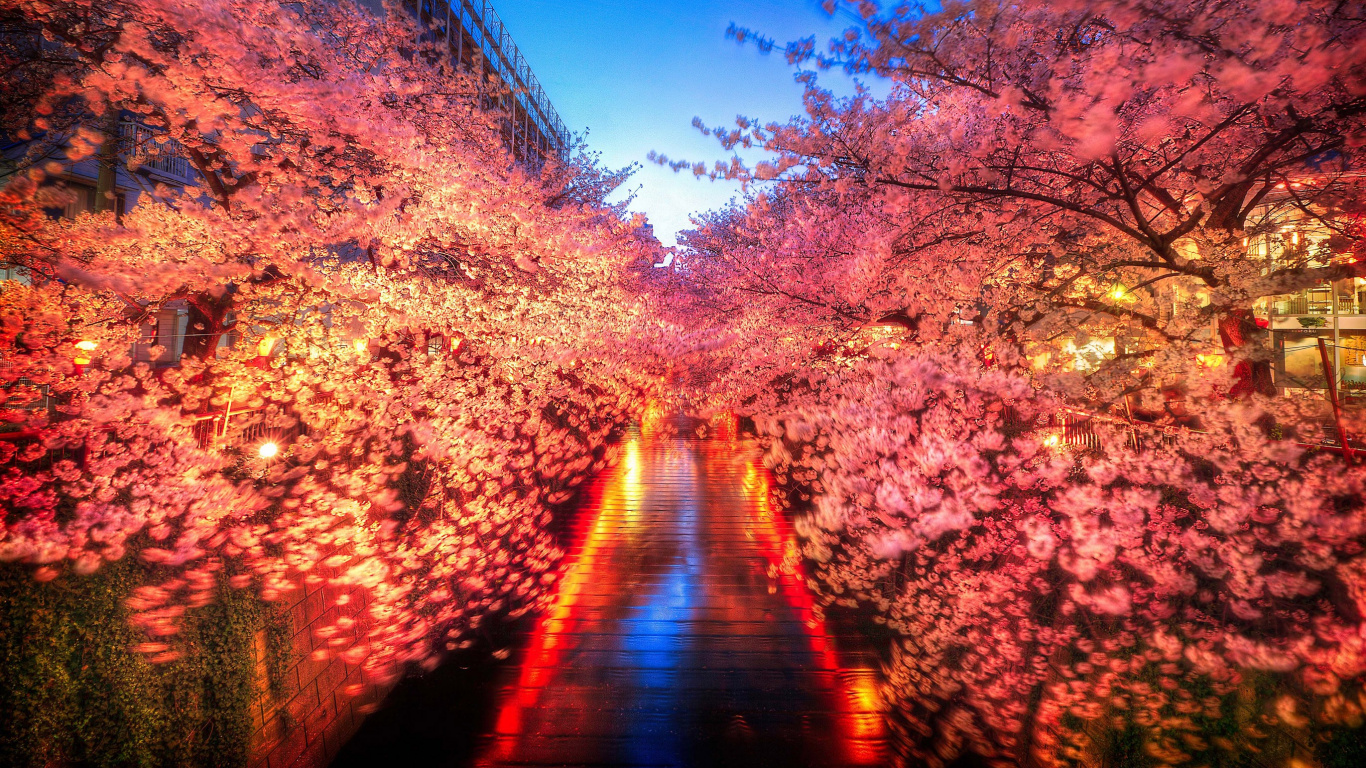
336;424;887;767
474;426;886;767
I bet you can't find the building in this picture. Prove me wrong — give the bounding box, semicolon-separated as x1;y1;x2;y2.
4;0;570;371
396;0;571;163
1;118;201;366
1055;187;1366;398
1250;199;1366;395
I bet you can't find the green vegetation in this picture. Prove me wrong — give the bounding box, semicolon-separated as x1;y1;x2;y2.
0;560;292;768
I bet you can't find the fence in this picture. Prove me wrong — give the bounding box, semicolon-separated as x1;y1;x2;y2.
408;0;571;160
1004;401;1358;458
1001;406;1118;452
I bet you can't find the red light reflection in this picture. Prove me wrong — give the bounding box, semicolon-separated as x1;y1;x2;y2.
476;432;885;766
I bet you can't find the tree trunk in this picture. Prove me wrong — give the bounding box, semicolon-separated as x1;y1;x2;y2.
93;110;120;219
181;292;234;361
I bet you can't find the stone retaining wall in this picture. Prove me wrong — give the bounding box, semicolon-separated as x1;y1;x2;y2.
246;568;397;768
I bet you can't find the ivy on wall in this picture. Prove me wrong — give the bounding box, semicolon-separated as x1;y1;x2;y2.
0;560;291;768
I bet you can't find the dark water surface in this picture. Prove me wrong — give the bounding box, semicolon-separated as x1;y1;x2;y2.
336;430;885;768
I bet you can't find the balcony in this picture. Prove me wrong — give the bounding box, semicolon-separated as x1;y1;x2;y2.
1266;279;1366;390
406;0;571;161
1270;286;1366;317
118;120;195;183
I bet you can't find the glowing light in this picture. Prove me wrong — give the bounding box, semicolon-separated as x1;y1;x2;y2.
354;338;368;353
740;447;886;762
640;401;668;435
845;667;884;742
1042;430;1062;448
257;335;276;357
479;436;885;766
709;411;739;440
622;439;643;520
1060;337;1116;372
258;441;279;459
74;340;97;365
481;439;634;762
1196;353;1225;368
848;668;880;713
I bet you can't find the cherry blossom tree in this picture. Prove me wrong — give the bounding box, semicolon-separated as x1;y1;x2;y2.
673;0;1366;409
741;351;1366;767
1;0;666;692
6;1;1366;766
659;1;1366;765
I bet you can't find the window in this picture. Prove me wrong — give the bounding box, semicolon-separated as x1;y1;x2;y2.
43;182;96;219
1338;278;1366;315
1274;329;1332;389
0;263;30;284
1340;333;1366;395
1341;332;1366;367
133;308;188;365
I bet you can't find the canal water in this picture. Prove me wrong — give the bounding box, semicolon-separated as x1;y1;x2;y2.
335;426;885;768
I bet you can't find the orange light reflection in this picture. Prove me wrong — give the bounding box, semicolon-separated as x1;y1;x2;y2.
481;437;645;763
738;456;886;762
479;435;885;765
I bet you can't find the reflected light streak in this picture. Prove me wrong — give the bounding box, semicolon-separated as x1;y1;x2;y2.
479;436;647;764
621;438;643;524
624;544;696;764
709;411;738;440
479;433;884;765
737;452;887;760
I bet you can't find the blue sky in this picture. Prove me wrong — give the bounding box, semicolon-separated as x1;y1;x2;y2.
489;1;867;246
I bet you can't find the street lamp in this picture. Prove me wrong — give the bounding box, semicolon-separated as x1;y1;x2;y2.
74;340;98;368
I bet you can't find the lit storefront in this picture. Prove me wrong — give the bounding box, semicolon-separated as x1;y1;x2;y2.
1255;220;1366;392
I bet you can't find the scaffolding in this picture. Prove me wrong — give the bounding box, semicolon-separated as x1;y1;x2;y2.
411;0;571;163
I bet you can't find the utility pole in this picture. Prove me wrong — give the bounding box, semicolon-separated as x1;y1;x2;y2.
93;109;120;218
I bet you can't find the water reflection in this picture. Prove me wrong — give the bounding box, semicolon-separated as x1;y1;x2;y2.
477;430;884;767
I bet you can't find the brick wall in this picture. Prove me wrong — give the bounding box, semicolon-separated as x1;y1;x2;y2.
246;566;399;768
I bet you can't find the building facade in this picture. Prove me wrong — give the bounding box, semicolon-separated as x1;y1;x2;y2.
1251;207;1366;394
1;117;202;367
4;0;570;369
399;0;571;163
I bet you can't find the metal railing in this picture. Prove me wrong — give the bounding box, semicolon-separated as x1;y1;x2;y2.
429;0;572;158
1006;400;1359;457
1271;290;1365;316
118;120;194;180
